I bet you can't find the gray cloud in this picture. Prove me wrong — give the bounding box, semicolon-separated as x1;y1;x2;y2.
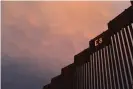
1;55;54;89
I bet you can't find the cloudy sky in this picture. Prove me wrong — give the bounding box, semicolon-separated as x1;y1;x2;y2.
1;1;131;89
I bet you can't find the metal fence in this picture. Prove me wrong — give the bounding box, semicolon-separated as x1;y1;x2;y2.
43;2;133;89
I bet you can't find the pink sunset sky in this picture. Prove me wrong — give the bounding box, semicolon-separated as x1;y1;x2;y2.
1;1;131;89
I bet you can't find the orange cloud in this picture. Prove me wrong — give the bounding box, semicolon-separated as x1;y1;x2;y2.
2;2;131;89
1;1;130;79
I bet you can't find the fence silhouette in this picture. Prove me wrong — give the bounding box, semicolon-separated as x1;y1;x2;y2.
43;2;133;89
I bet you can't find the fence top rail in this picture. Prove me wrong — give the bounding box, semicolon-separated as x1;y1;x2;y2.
108;5;133;30
51;75;62;82
43;84;51;89
61;63;75;75
74;48;90;65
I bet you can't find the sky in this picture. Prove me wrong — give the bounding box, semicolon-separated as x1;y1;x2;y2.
1;1;131;89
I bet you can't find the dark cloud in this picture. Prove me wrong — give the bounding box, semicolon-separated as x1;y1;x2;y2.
1;55;56;89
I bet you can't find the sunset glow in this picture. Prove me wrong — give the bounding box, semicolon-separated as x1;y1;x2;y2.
1;1;130;89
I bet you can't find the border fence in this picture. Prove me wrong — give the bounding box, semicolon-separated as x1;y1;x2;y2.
43;2;133;89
